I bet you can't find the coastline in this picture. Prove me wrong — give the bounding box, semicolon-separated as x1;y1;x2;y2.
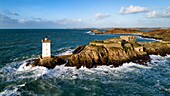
28;28;170;69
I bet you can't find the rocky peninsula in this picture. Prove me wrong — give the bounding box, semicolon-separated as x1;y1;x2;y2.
29;28;170;69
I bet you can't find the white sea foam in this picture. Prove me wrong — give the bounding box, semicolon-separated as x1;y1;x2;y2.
0;61;152;96
56;48;74;56
13;58;152;81
25;61;150;81
2;54;170;88
150;55;168;61
0;88;20;96
16;63;48;79
1;54;170;95
86;31;91;33
85;31;95;35
3;54;169;81
58;49;74;55
17;62;33;71
0;82;27;96
137;36;161;42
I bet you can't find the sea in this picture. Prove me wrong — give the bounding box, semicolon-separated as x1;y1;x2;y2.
0;29;169;96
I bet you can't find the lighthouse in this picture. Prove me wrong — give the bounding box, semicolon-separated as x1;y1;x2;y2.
42;36;51;58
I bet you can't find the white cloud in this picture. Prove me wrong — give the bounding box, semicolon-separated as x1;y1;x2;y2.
147;10;158;18
166;6;170;10
32;17;43;21
147;10;170;18
0;14;85;28
18;19;26;23
56;18;83;25
4;10;19;16
120;5;148;14
95;13;111;20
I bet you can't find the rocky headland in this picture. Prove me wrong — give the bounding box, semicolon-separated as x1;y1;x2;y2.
29;28;170;69
91;28;143;35
91;28;170;41
141;29;170;41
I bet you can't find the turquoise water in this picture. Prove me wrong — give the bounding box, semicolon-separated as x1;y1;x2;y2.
0;29;169;95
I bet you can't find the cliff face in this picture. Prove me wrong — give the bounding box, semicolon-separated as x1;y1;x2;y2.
66;44;149;68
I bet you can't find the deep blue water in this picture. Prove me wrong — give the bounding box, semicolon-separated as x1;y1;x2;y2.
0;29;169;96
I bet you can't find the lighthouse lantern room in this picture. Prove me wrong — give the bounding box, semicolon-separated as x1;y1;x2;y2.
42;36;51;58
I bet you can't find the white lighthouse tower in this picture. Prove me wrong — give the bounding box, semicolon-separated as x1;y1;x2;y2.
42;36;51;58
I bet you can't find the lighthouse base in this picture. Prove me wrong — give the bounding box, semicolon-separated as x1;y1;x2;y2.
40;57;52;65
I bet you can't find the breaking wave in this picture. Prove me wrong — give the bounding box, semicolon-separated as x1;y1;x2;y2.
85;31;95;35
0;54;170;95
55;47;74;56
137;36;161;42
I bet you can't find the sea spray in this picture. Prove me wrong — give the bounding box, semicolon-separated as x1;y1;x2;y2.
85;31;95;35
1;55;170;95
0;29;170;95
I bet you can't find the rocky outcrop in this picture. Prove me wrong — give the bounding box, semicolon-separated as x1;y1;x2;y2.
30;55;69;69
28;28;170;69
91;30;102;34
66;43;150;68
29;39;170;69
139;42;170;56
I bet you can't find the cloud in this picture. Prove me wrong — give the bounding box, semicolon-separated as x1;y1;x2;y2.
0;14;85;28
166;6;170;10
95;13;111;20
147;10;170;18
120;5;148;14
4;10;19;16
147;10;158;18
0;14;18;23
56;18;83;24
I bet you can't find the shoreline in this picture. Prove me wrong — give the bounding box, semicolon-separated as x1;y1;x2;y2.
28;28;170;69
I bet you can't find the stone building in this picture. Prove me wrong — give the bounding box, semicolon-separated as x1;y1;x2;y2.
120;36;136;42
89;38;123;48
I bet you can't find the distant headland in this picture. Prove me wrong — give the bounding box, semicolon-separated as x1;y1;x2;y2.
27;28;170;69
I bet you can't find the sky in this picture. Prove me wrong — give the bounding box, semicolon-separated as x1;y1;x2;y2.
0;0;170;28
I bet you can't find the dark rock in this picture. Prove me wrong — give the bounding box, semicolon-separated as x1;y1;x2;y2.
31;56;68;69
72;45;86;54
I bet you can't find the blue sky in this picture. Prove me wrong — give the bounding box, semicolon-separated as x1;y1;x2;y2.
0;0;170;28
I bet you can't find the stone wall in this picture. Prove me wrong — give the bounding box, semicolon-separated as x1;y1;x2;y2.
90;42;122;48
120;36;136;42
